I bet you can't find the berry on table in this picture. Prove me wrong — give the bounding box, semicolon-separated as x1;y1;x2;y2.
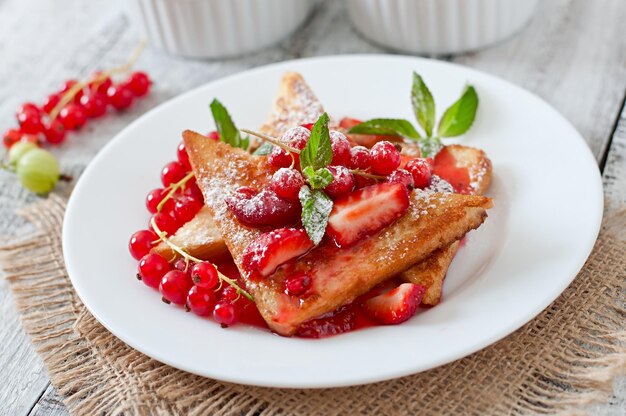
42;120;66;145
89;72;113;96
3;128;23;148
369;141;401;175
270;168;305;201
126;71;151;96
15;148;60;193
58;104;87;130
16;105;43;134
8;142;37;167
160;270;193;305
79;93;107;118
129;229;158;260
106;85;134;110
138;253;170;288
42;94;61;114
191;261;219;289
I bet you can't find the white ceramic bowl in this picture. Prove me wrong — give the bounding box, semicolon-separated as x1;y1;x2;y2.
125;0;316;58
346;0;538;55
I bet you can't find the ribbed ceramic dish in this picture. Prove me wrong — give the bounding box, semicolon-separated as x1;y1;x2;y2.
346;0;538;55
125;0;316;58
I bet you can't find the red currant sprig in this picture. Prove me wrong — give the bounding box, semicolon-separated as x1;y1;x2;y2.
156;171;195;213
149;217;253;302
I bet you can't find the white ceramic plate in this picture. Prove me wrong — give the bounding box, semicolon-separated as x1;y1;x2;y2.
63;55;603;388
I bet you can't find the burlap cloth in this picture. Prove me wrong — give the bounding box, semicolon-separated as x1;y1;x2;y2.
1;194;624;415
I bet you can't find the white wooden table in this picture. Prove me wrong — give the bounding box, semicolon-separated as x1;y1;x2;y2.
1;1;624;414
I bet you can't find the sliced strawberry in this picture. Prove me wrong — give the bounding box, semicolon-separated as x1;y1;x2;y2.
326;182;410;247
339;117;363;130
361;283;426;325
242;228;314;277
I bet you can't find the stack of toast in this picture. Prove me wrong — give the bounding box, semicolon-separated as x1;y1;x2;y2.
153;72;493;336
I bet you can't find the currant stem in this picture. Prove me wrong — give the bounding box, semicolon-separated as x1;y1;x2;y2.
240;129;300;154
49;39;147;121
150;218;254;301
350;169;387;180
157;171;195;212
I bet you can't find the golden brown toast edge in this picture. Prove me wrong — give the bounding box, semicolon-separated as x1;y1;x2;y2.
185;129;493;336
400;144;492;304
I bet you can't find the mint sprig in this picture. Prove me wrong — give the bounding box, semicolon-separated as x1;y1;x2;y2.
299;186;333;245
300;113;332;171
349;72;479;157
210;99;249;150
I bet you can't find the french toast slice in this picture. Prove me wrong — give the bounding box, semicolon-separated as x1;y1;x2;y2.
258;71;329;137
400;144;492;304
184;129;493;336
152;206;228;261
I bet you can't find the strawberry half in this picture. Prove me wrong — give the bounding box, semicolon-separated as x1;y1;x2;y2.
361;283;426;325
242;228;314;277
326;182;410;247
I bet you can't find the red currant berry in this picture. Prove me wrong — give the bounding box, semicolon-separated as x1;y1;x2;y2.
349;146;371;170
285;272;312;296
42;94;61;114
16;106;43;134
61;80;84;103
20;134;41;146
79;93;107;118
160;270;193;305
301;123;314;131
330;131;351;166
213;302;239;326
129;229;158;260
406;158;433;189
186;286;217;316
325;166;355;198
58;104;87;130
268;147;292;169
150;211;179;236
106;85;133;110
161;161;187;187
354;174;377;189
190;262;219;289
176;141;191;170
174;258;192;275
146;188;171;214
183;178;203;201
90;72;113;96
126;71;151;96
281;126;310;150
3;129;22;148
387;169;415;190
220;286;239;303
270;168;305;201
42;120;66;145
173;196;202;224
207;131;219;141
138;253;170;288
370;141;401;175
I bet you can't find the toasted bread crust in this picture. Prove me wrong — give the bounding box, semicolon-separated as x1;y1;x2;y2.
185;130;492;336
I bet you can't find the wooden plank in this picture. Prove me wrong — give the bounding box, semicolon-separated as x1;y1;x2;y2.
602;104;626;203
28;385;67;416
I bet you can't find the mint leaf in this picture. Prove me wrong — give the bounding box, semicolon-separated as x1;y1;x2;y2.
252;142;273;156
418;136;443;158
209;99;249;150
348;118;421;140
411;72;435;137
300;113;332;171
437;86;478;137
303;167;333;190
299;186;333;245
